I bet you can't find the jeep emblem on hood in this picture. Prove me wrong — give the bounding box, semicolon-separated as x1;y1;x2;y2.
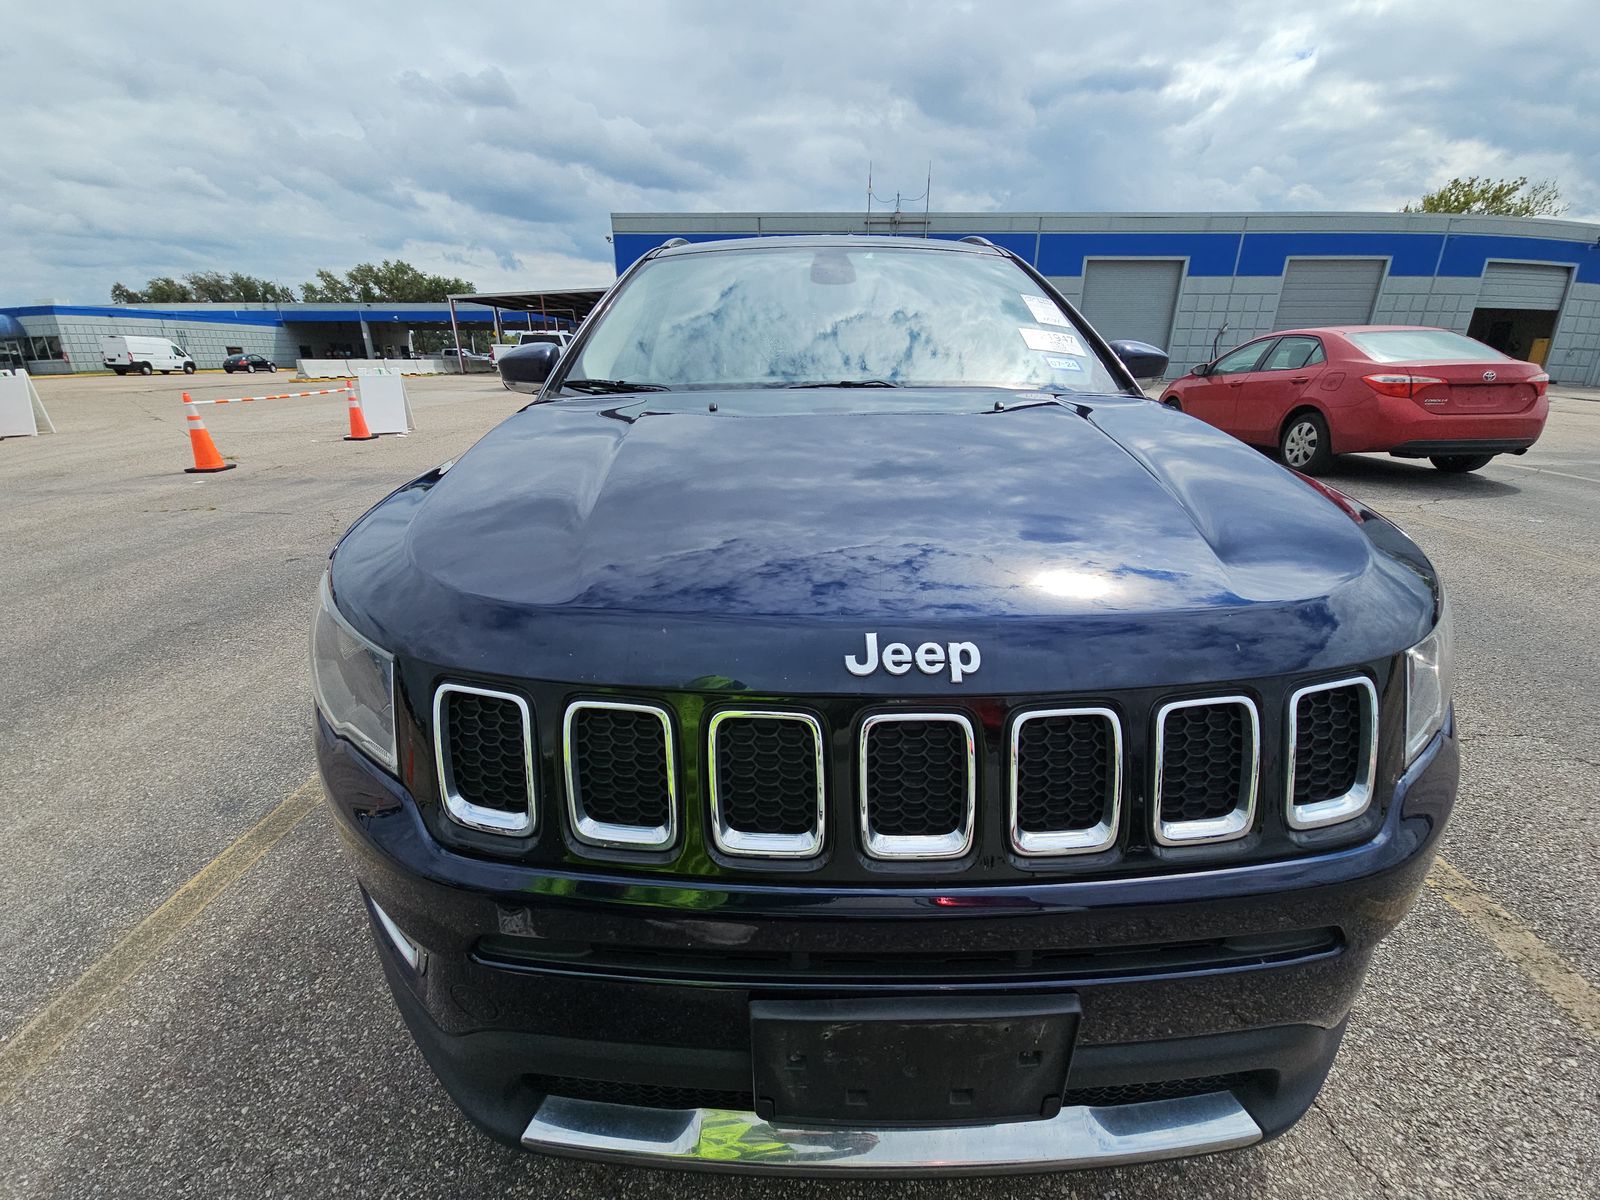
845;632;982;683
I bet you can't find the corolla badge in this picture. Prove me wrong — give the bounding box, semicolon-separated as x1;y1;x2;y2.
845;632;981;683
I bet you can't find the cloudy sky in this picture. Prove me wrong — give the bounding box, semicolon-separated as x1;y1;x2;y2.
2;1;1596;305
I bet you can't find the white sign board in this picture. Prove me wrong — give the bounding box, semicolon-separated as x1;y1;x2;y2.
356;374;414;436
0;371;54;438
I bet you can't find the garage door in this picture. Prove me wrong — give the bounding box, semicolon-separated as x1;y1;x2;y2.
1079;259;1183;349
1477;262;1571;311
1273;258;1385;329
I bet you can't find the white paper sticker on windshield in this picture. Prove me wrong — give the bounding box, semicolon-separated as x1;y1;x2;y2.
1021;294;1071;326
1020;327;1087;356
1044;355;1082;371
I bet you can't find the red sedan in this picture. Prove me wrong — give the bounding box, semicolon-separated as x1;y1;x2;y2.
1159;325;1549;474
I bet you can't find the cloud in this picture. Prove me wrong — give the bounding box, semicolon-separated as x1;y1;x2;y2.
0;0;1595;304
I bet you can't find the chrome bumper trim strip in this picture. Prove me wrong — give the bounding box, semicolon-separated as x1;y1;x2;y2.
520;1091;1260;1174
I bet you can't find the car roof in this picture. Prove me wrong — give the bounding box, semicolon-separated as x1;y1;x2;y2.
1259;324;1454;338
652;234;1003;258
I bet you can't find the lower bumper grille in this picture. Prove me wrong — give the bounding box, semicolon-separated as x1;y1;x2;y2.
528;1074;753;1113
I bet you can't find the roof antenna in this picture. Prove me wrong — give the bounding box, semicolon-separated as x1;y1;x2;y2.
866;166;933;236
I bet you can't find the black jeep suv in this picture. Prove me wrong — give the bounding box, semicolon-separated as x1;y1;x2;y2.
313;236;1456;1174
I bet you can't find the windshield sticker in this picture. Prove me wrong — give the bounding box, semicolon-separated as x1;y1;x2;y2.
1021;294;1071;327
1020;328;1088;356
1044;355;1083;372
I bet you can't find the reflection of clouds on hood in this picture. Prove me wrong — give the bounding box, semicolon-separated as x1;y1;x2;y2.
6;1;1594;304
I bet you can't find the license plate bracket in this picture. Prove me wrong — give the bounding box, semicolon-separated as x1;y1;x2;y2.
750;994;1079;1125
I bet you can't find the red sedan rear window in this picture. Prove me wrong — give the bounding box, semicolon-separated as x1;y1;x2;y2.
1348;330;1509;363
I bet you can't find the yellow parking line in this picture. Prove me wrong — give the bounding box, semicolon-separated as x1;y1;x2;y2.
1428;855;1600;1038
0;775;324;1104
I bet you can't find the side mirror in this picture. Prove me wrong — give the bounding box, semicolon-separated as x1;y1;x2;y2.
1108;339;1169;381
497;342;560;394
1192;362;1211;377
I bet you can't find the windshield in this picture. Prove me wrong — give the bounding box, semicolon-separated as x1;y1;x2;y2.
1348;329;1509;363
562;244;1125;393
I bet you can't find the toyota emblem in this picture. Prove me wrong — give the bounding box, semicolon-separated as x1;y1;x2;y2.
1482;370;1497;382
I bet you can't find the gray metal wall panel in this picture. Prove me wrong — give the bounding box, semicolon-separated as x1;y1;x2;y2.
1477;262;1571;311
1079;259;1183;348
1273;259;1385;329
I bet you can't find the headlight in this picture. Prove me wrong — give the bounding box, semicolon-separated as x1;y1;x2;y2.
311;572;397;770
1404;593;1453;765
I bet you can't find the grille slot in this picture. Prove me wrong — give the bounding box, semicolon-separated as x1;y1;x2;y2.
433;684;536;836
858;713;975;860
1063;1073;1257;1108
1009;708;1121;856
708;711;826;858
1152;696;1259;845
528;1074;752;1113
1287;677;1378;830
564;701;677;849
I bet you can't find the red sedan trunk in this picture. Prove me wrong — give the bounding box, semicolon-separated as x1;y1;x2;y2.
1159;325;1549;474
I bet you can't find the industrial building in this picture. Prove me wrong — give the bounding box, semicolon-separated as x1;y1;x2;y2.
611;211;1600;383
8;210;1598;383
0;298;590;375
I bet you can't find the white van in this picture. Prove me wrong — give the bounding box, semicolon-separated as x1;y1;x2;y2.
102;335;196;376
488;329;571;363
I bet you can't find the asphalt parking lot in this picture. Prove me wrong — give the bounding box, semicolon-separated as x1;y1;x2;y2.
1;372;1596;1199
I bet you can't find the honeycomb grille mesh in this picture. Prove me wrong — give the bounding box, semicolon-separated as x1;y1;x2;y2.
1294;685;1364;806
714;717;820;835
443;692;529;814
864;719;967;837
527;1074;753;1112
570;707;671;829
1063;1073;1255;1108
1016;714;1114;832
1159;703;1248;823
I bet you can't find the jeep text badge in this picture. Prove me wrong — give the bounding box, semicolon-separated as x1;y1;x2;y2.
845;632;981;683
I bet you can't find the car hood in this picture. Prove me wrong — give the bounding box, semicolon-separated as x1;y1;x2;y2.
333;390;1436;693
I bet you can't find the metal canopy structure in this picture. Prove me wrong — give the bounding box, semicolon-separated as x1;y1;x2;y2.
445;287;609;371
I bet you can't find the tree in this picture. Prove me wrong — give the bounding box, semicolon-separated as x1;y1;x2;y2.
1404;176;1567;218
110;271;295;304
111;276;192;303
299;260;475;303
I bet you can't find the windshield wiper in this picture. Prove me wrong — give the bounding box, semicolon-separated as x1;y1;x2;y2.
561;379;670;393
786;379;899;389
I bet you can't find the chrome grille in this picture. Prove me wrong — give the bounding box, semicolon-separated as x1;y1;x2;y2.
433;684;536;836
1286;677;1377;830
858;713;975;860
564;701;677;849
1009;708;1121;855
1152;696;1259;845
708;711;825;858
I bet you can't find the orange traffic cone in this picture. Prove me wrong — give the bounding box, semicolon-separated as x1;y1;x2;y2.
182;394;236;473
343;382;376;441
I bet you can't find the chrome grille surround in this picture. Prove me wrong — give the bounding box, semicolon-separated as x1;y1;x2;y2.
1151;696;1260;846
858;712;977;861
707;710;827;858
1008;706;1123;856
433;683;537;836
563;700;678;850
1285;676;1379;830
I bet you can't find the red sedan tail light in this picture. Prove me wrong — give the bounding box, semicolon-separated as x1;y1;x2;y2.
1530;371;1550;397
1361;373;1446;398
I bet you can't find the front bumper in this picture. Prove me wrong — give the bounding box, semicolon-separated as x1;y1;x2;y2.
318;713;1457;1173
